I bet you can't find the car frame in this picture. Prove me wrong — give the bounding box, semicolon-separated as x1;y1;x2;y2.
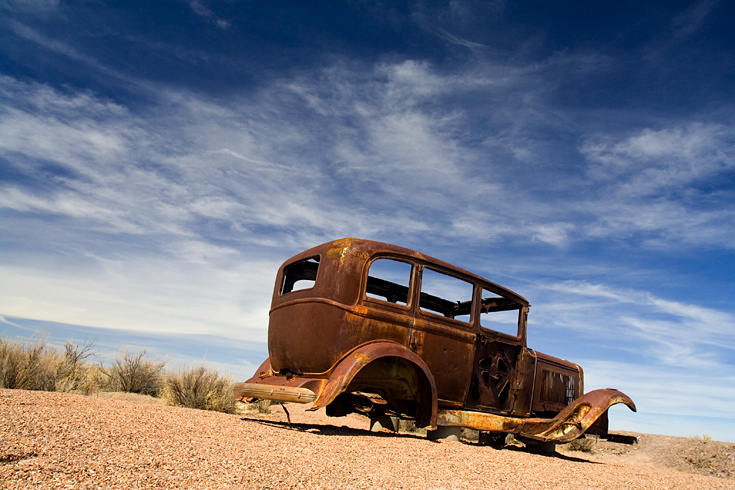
235;238;635;444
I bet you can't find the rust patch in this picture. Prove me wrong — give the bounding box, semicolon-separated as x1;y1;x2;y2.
327;237;355;261
353;352;371;365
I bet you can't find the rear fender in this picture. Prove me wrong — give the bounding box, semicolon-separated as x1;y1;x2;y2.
312;341;438;428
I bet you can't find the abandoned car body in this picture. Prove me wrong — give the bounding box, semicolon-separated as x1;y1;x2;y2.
235;238;635;444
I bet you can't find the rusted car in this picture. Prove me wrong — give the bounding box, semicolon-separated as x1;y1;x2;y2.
235;238;635;444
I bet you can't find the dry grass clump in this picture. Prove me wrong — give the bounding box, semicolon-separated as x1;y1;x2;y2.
681;435;735;477
565;436;597;453
161;365;235;413
54;341;101;394
236;399;276;417
0;337;58;391
104;349;166;396
0;337;98;394
1;335;240;415
255;399;272;413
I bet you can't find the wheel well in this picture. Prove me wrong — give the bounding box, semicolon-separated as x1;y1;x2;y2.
343;356;434;427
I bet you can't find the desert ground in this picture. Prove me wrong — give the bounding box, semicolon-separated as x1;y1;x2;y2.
1;389;733;489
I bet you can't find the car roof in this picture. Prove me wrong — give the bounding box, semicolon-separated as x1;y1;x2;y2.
295;237;530;307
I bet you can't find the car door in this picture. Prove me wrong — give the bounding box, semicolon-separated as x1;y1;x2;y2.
410;265;476;406
464;287;524;413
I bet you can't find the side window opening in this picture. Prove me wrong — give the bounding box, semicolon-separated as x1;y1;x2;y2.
366;258;412;306
281;256;320;294
479;287;520;337
419;268;474;323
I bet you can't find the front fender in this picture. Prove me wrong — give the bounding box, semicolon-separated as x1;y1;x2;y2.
311;341;438;428
437;388;635;444
532;388;636;443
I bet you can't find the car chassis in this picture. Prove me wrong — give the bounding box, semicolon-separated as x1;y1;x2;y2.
235;238;636;445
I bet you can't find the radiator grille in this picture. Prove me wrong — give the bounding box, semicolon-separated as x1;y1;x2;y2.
540;370;575;405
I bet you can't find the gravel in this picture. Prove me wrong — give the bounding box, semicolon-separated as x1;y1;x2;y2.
1;389;732;489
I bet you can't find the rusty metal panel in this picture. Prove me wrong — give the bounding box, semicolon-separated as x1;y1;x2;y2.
237;238;634;441
409;319;476;406
540;370;575;405
439;388;636;444
532;352;582;414
268;300;411;374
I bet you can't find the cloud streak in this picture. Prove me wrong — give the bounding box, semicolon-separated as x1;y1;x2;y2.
0;55;733;252
537;280;735;370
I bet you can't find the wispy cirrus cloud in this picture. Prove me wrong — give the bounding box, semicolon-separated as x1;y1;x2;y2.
186;0;231;29
3;57;735;260
536;280;735;369
1;50;734;346
579;358;735;435
578;123;735;248
670;0;720;38
582;123;735;191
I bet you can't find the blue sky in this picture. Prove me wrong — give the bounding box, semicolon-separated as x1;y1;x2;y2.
1;0;734;440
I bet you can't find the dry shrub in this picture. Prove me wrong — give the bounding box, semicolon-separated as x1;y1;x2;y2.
690;434;713;442
237;399;273;415
55;340;99;394
256;399;272;413
162;365;235;413
105;349;166;396
0;337;63;391
0;336;102;394
566;437;597;453
684;435;722;472
0;337;26;389
76;364;109;394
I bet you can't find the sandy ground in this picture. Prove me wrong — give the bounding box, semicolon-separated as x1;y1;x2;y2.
1;389;733;489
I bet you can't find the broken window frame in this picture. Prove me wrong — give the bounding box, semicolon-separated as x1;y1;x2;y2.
418;266;474;326
478;287;522;339
280;256;320;295
364;257;413;308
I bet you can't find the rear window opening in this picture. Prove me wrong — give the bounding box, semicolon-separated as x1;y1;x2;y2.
281;256;320;294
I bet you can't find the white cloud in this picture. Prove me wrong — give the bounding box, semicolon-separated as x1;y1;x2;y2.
536;281;735;369
670;0;720;38
530;223;573;246
2;65;734;262
0;257;276;341
186;1;230;29
577;123;735;248
0;107;131;171
434;28;487;49
582;123;735;193
580;358;735;439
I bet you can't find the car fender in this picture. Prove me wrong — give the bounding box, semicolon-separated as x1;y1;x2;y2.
438;388;635;443
311;340;438;428
533;388;636;443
